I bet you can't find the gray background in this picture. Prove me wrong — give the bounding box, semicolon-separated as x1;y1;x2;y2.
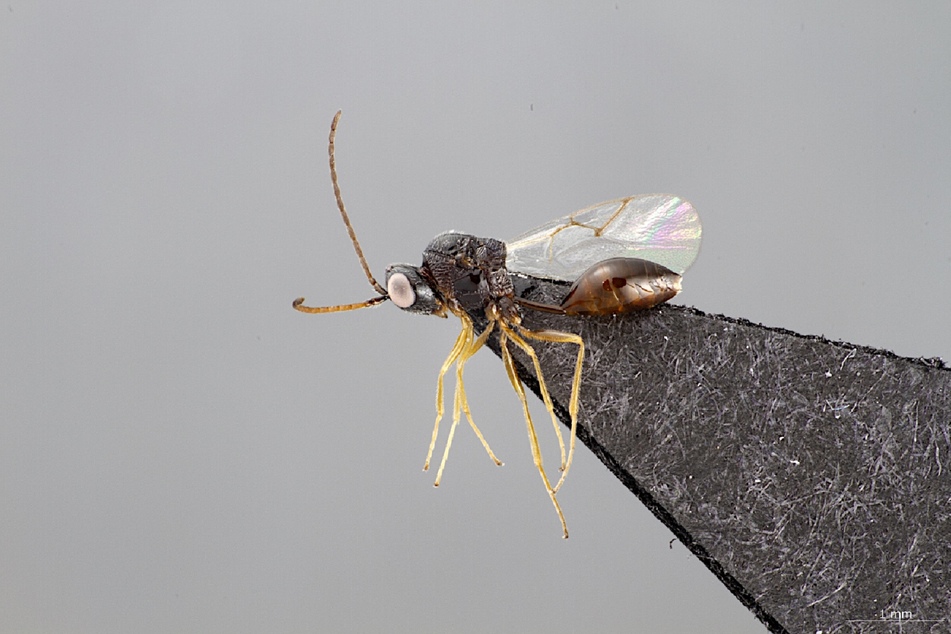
2;3;949;633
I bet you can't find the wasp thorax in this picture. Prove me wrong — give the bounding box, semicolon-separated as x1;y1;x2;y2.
418;232;517;320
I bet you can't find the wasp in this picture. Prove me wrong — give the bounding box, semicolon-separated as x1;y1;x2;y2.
294;112;701;537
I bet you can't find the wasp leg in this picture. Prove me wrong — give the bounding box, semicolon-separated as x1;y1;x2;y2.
434;319;502;486
517;328;584;494
500;327;569;539
456;321;503;466
433;343;469;487
501;326;566;472
424;317;473;472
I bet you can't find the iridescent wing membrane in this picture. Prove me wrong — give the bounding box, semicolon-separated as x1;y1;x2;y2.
505;195;702;282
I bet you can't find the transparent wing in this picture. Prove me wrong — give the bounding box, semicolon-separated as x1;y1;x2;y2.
505;194;702;282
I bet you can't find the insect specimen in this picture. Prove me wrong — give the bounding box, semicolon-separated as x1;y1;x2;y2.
294;111;702;537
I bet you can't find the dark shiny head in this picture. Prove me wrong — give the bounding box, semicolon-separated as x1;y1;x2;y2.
385;263;446;316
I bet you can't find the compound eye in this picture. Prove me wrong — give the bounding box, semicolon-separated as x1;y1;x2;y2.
387;272;416;308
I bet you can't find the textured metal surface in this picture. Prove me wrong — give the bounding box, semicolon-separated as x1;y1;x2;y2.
478;274;951;634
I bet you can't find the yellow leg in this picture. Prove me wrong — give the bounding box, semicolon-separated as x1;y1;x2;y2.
517;327;584;494
434;319;503;485
433;356;467;487
456;321;503;466
500;329;569;539
424;318;473;471
501;324;566;472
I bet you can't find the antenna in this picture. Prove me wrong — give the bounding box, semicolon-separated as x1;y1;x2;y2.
329;110;386;296
293;111;389;314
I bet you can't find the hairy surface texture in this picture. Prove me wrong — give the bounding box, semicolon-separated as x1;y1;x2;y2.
475;274;951;634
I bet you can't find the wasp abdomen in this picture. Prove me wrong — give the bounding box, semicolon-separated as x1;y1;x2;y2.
560;257;682;316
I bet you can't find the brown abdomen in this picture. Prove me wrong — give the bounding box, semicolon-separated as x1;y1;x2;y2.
560;257;682;316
